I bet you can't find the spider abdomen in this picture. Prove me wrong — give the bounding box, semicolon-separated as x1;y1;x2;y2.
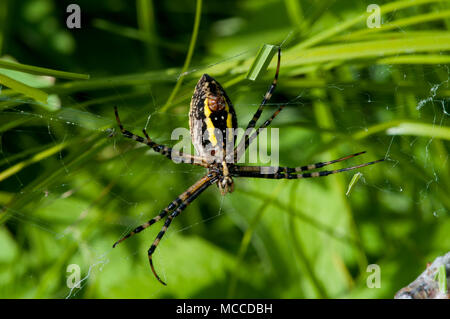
189;74;237;161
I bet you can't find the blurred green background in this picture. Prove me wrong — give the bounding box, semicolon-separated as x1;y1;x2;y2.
0;0;449;298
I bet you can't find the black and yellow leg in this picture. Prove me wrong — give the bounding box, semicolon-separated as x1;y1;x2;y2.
235;104;286;159
147;175;218;285
112;174;216;249
245;47;281;130
112;201;176;248
232;158;384;179
233;151;369;175
114;107;209;167
234;47;283;161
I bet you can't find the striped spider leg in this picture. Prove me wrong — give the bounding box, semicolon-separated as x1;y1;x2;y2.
234;103;285;161
114;106;209;167
234;46;282;162
231;152;384;179
113;173;218;285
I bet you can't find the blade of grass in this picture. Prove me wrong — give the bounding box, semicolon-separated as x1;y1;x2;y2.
377;54;450;64
333;31;446;42
0;59;89;80
0;73;48;103
56;90;150;110
246;44;277;81
0;140;70;183
0;135;106;225
284;33;450;67
160;0;202;112
345;172;363;196
284;0;304;31
437;265;447;294
0;0;8;55
0;93;60;111
0;100;24;111
294;0;445;50
92;18;184;52
302;120;450;155
0;141;60;167
387;122;450;140
47;69;178;94
338;10;450;41
280;120;450;146
136;0;161;65
0;117;31;133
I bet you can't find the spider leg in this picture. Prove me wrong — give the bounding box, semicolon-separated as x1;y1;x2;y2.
114;107;209;167
231;158;384;179
113;174;216;248
147;174;218;285
234;47;283;161
235;104;285;160
112;203;173;248
233;151;368;175
258;104;285;130
245;47;281;130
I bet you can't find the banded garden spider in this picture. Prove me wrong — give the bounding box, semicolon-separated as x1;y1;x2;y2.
112;47;384;285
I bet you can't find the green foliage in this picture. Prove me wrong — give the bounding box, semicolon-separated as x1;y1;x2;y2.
246;44;278;81
0;0;449;299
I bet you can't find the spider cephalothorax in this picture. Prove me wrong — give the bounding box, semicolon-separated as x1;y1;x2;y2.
112;47;384;285
207;161;235;195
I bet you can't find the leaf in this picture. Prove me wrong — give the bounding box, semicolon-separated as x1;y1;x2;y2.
0;73;48;103
284;33;450;67
0;59;89;80
386;122;450;140
346;172;363;196
0;141;70;183
246;44;278;81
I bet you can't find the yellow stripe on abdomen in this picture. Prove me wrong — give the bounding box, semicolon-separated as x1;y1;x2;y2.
204;98;235;147
204;98;218;146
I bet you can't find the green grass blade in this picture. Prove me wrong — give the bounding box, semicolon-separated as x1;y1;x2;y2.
285;33;450;67
346;172;363;196
293;0;445;50
377;54;450;64
386;122;450;140
340;10;450;40
137;0;161;65
0;136;105;225
0;73;48;103
0;0;8;54
0;141;69;183
437;265;447;294
0;59;89;80
160;0;202;112
92;19;184;51
284;0;304;30
246;44;278;81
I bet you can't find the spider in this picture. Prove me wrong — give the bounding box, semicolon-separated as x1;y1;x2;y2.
112;47;384;285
